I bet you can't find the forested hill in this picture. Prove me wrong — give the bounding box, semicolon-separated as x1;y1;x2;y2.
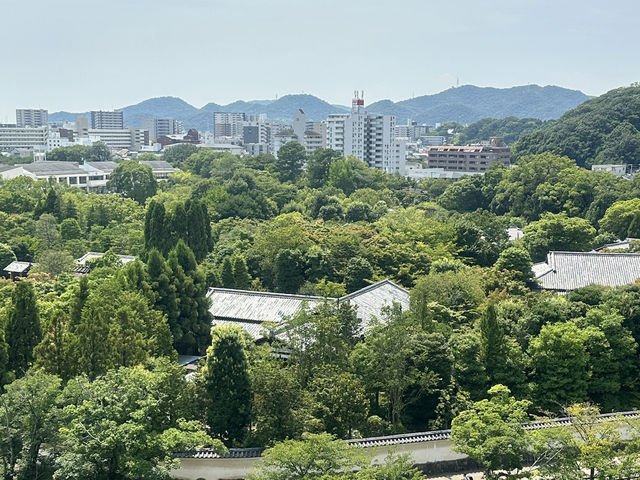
49;85;589;131
513;85;640;167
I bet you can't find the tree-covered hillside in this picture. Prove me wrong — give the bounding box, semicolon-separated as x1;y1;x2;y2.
514;85;640;167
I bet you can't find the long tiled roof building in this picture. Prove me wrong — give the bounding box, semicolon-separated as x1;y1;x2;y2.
206;279;410;340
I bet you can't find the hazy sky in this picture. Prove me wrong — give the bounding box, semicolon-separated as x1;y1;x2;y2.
1;0;639;121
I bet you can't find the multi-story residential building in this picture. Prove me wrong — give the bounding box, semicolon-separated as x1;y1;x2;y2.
143;118;184;141
424;136;511;172
243;124;271;145
91;110;124;129
395;120;429;141
16;109;48;128
0;125;49;152
325;93;405;174
213;112;246;138
306;121;327;147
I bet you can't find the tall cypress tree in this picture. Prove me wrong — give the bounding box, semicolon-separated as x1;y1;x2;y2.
232;255;251;290
186;200;210;262
167;242;211;354
171;202;189;251
6;281;42;376
220;257;235;288
70;275;90;328
145;200;169;254
205;325;252;446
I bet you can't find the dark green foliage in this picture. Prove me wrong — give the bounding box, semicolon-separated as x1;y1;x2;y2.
457;117;548;145
275;141;306;182
275;248;306;293
6;281;42;376
0;242;17;270
205;326;252;445
305;148;343;188
344;256;373;293
232;255;251;289
221;256;235;288
108;160;158;204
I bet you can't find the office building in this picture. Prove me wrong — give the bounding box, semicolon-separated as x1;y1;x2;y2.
425;137;511;172
326;93;405;174
91;110;124;129
16;109;48;128
87;127;148;150
0;125;49;152
143;118;184;141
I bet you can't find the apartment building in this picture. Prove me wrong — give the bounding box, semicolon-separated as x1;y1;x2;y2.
16;109;48;128
325;93;406;175
425;137;511;172
91;110;124;129
213;112;246;138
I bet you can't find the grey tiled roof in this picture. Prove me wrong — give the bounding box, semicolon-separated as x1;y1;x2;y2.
339;279;410;328
207;280;410;340
533;251;640;292
82;161;119;173
177;410;640;459
139;160;175;172
3;261;32;273
20;161;84;176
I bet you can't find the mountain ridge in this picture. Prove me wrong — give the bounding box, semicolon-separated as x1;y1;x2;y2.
48;85;590;132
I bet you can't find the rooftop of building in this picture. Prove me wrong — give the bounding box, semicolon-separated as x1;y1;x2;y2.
18;161;85;176
533;251;640;292
207;279;410;340
3;261;32;273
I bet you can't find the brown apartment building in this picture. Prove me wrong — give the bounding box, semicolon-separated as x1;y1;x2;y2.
425;136;511;172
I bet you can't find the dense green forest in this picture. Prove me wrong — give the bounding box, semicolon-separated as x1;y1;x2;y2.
514;84;640;167
4;87;640;478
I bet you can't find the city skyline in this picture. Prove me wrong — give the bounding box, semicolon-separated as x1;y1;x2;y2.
1;0;639;121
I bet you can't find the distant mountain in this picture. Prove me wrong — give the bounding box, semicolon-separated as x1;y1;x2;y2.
368;85;590;124
49;85;590;132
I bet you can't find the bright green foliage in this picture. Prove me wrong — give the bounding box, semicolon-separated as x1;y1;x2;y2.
531;404;636;480
35;213;61;250
248;432;368;480
0;242;16;269
0;371;62;480
108;160;158;204
450;332;488;401
204;326;253;445
600;197;640;239
162;143;198;167
523;212;596;262
438;175;487;212
529;321;590;411
34;308;74;380
6;281;41;377
451;385;531;478
494;246;534;283
56;360;222;480
59;217;82;241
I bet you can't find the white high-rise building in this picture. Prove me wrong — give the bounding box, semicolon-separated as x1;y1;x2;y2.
325;93;405;175
16;109;48;128
143;118;184;141
213;112;246;138
91;110;124;129
0;125;49;152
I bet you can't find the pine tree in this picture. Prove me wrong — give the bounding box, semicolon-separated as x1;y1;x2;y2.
34;308;73;380
232;255;251;290
6;281;42;376
205;326;252;445
44;188;62;220
221;257;235;288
